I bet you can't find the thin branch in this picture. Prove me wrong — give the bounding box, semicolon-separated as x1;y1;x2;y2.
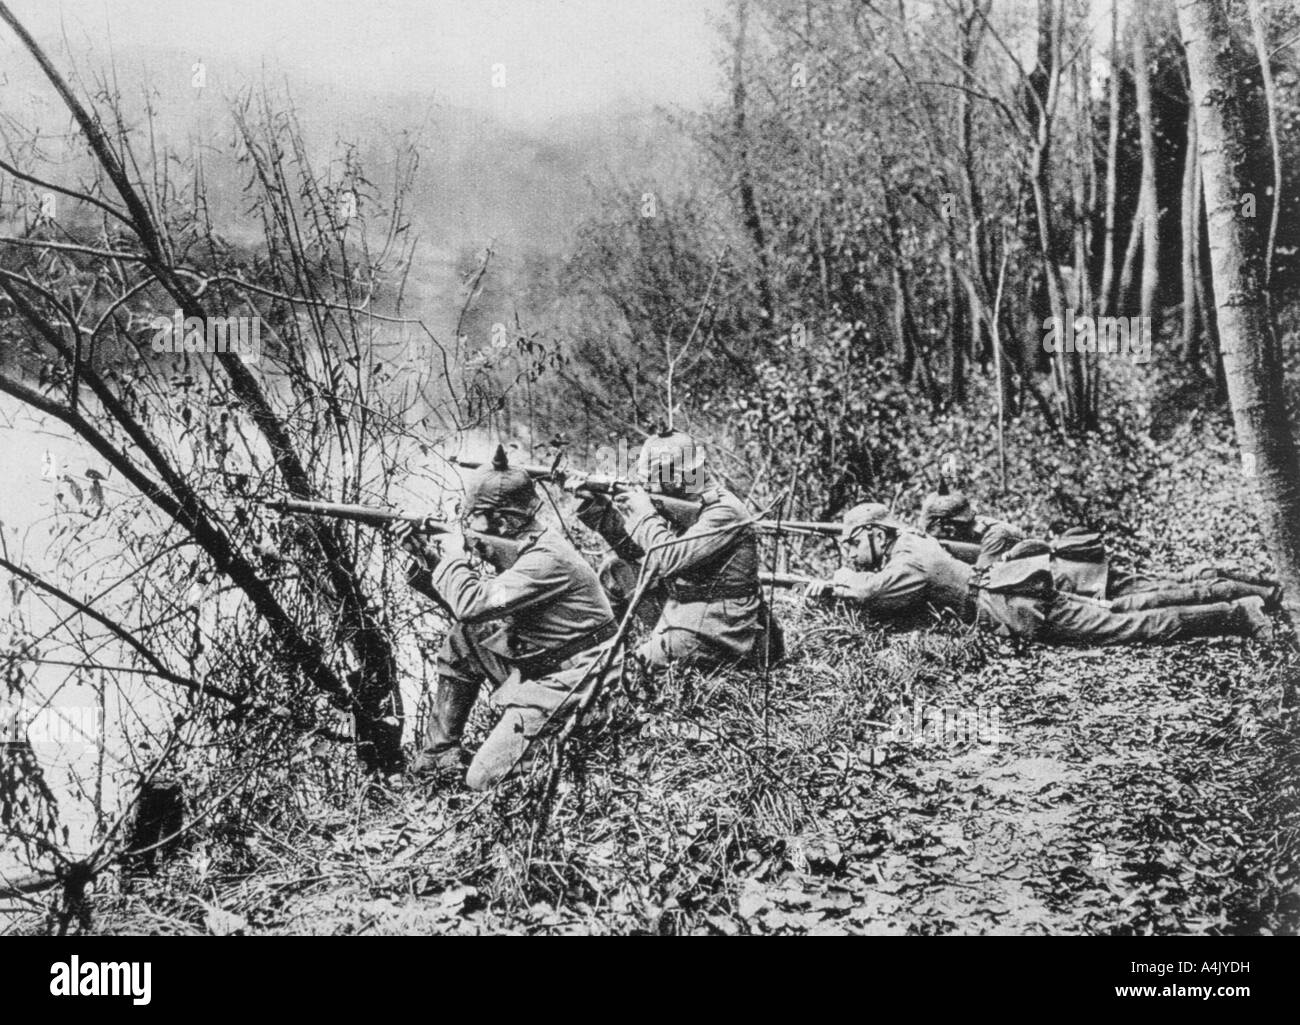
0;554;238;704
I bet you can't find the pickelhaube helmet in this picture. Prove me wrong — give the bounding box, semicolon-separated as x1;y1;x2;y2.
841;502;910;537
636;428;709;496
461;444;541;521
920;491;975;534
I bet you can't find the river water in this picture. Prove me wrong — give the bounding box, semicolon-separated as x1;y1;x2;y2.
0;370;504;879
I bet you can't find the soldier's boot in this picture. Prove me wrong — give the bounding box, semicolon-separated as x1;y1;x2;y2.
1189;576;1281;608
410;676;479;781
1218;579;1283;609
1233;596;1274;642
1168;597;1272;642
1112;579;1279;612
1189;564;1280;591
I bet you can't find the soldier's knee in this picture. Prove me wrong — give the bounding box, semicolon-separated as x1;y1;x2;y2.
634;635;673;672
464;708;538;791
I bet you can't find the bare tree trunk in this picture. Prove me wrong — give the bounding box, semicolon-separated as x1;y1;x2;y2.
1246;0;1281;300
1116;184;1145;314
1178;0;1300;616
957;0;992;307
1133;16;1160;324
946;218;968;404
1026;0;1071;423
1072;5;1097;428
1195;187;1221;365
1181;94;1202;359
880;182;919;383
1098;0;1121;316
732;0;775;322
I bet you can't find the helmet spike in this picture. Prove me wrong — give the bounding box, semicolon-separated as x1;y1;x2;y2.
491;444;509;471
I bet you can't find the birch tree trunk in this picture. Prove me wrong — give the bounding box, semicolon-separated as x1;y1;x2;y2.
1178;0;1300;615
1180;95;1202;359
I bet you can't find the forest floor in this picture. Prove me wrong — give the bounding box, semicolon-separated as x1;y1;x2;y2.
76;372;1300;936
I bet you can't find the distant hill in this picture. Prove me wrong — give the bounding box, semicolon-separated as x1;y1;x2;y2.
0;42;697;334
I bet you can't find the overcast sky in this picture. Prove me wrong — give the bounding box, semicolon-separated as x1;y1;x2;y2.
1;0;727;121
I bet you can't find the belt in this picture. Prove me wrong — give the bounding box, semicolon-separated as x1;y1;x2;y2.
515;619;618;680
665;580;759;603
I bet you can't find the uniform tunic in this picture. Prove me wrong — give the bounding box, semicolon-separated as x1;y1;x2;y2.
417;525;618;789
976;522;1267;610
833;532;1250;645
622;486;769;669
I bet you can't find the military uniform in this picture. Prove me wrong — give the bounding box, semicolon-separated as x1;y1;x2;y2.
577;430;781;673
621;484;779;670
404;447;620;790
977;521;1279;611
829;522;1269;645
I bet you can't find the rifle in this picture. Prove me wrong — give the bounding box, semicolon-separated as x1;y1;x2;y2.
760;570;823;589
454;458;703;520
755;520;982;564
261;498;521;558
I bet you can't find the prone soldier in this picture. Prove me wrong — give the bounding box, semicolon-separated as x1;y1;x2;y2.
920;490;1281;612
809;503;1272;645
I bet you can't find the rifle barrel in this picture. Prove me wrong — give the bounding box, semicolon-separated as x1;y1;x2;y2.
262;498;519;552
759;570;821;589
455;458;555;480
756;518;982;564
456;459;702;517
755;519;841;536
263;498;418;526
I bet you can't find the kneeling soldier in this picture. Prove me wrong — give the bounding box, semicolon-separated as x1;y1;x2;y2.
811;503;1272;644
577;429;782;673
393;446;620;790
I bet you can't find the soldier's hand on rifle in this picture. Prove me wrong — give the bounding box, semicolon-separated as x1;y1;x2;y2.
803;580;836;601
440;529;467;561
830;566;869;600
614;486;657;522
386;517;440;565
575;489;614;531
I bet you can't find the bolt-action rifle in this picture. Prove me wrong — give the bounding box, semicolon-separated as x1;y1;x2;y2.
759;570;824;589
455;460;981;562
454;457;703;520
261;498;521;559
754;520;981;564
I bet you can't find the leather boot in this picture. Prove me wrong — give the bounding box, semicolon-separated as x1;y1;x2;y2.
1113;579;1278;611
1232;596;1274;641
1159;598;1268;641
410;676;480;779
1190;564;1279;590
